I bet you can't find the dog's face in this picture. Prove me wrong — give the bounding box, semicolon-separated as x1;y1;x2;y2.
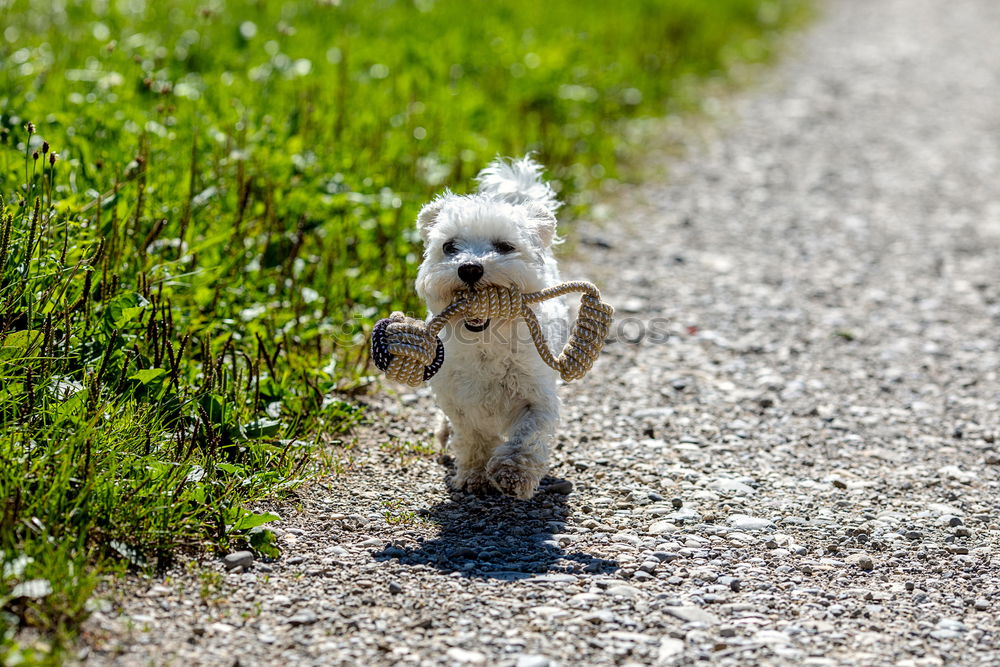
415;193;556;330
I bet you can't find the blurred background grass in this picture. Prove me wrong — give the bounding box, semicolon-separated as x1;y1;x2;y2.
0;0;808;656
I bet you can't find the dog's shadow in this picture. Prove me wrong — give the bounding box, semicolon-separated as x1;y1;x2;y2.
373;478;618;580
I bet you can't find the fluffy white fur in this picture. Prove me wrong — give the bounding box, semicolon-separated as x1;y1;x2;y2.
415;155;568;500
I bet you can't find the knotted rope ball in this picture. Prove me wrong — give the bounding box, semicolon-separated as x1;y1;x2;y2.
370;281;614;387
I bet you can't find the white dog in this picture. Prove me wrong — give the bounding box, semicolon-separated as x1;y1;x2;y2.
415;156;568;500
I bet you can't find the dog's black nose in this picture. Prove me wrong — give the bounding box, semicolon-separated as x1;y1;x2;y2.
457;263;484;285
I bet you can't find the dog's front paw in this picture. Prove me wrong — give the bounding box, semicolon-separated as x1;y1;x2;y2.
486;456;541;500
449;468;496;496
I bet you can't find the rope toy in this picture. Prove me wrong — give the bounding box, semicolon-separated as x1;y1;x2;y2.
371;281;614;387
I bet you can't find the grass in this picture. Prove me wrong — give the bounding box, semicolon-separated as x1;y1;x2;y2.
382;499;423;526
0;0;808;658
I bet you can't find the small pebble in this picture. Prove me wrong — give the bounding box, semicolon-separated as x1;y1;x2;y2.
516;655;551;667
222;551;253;570
287;610;318;626
546;480;574;495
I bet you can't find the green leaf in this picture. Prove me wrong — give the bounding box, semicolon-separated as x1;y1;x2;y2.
130;368;167;384
104;291;149;329
241;419;282;439
52;389;88;424
215;463;245;476
249;527;281;559
232;511;281;532
0;330;44;361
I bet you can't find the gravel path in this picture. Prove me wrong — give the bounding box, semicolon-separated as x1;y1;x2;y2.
84;1;1000;664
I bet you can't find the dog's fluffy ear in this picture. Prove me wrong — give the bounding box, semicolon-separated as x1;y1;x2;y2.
525;202;559;247
417;192;453;241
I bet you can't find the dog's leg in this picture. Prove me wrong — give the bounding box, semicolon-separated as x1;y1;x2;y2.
447;420;501;495
486;401;558;499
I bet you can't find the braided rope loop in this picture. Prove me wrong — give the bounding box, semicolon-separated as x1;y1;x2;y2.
370;282;613;385
370;312;444;386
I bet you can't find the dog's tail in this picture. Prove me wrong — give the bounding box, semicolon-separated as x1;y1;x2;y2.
475;154;560;215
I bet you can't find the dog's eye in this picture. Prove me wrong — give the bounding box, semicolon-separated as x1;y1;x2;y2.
442;240;459;256
492;241;516;254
